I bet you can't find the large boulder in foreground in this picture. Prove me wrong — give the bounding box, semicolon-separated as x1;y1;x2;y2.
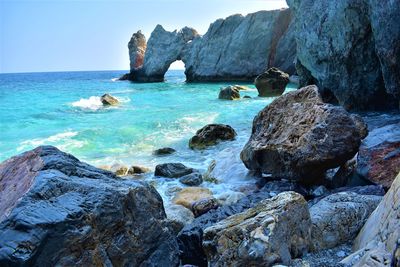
202;192;311;266
241;85;367;183
255;67;290;97
0;146;179;266
189;124;237;149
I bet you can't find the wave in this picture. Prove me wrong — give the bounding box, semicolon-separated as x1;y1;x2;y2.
111;78;119;82
17;131;85;152
72;96;103;111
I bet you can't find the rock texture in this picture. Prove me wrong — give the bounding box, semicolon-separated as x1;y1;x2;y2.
202;192;311;266
154;162;194;178
218;85;241;100
128;30;147;71
240;85;367;183
153;147;176;156
287;0;400;110
189;124;237;150
179;172;203;186
0;146;179;266
100;93;119;106
172;187;213;210
255;67;290;97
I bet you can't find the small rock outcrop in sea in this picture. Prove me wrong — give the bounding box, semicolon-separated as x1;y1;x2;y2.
0;146;179;266
218;85;241;100
100;93;119;105
153;147;176;155
189;124;237;149
154;162;194;178
342;172;400;266
128;30;147;71
287;0;400;110
255;67;290;97
179;172;203;186
202;192;311;266
240;85;368;183
172;187;213;210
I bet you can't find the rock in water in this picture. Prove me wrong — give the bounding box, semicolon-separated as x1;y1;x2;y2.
202;192;311;266
0;146;179;266
128;30;147;71
255;67;290;97
153;147;176;156
172;187;213;210
189;124;237;149
100;93;119;106
218;86;241;100
179;172;203;186
128;165;150;175
240;85;367;183
154;163;194;178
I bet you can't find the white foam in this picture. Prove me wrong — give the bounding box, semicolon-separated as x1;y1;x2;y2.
17;131;85;152
72;96;103;111
111;78;119;82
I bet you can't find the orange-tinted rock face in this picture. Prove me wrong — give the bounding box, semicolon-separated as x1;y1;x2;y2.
128;30;147;71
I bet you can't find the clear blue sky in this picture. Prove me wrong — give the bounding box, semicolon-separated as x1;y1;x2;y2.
0;0;287;73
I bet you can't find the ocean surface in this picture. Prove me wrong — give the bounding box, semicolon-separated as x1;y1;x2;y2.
0;70;296;202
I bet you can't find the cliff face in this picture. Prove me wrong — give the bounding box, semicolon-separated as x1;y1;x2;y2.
127;9;296;82
287;0;400;110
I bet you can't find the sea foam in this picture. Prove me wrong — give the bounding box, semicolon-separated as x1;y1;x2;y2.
72;96;103;111
17;131;85;152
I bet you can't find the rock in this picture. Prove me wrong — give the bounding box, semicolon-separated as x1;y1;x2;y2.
341;245;393;267
172;187;213;210
218;85;240;100
255;67;290;97
191;198;219;217
179;172;203;186
155;163;194;178
153;147;176;156
128;165;150;175
165;204;195;234
128;30;147;71
287;0;400;110
243;95;252;99
189;124;237;150
0;146;179;266
202;192;311;266
240;85;368;184
111;163;128;176
311;185;328;198
310;192;381;250
216;191;245;206
357;122;400;189
291;243;352;267
100;93;119;106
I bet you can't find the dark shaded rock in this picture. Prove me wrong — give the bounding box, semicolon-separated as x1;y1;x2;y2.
0;146;179;266
189;124;237;150
179;172;203;186
241;85;367;184
128;30;147;71
218;86;240;100
154;163;194;178
100;93;119;106
128;165;150;175
191;198;219;218
153;147;176;156
118;73;132;81
255;67;290;97
243;95;252;99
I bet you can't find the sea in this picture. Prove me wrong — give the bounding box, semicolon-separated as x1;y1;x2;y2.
0;70;296;203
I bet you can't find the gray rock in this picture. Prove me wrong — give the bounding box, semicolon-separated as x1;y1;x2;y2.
189;124;237;150
255;67;290;97
218;86;240;100
154;163;194;178
0;146;179;266
179;172;203;186
100;93;119;106
165;204;194;235
240;85;368;183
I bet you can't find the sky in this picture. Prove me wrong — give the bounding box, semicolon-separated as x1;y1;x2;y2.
0;0;288;73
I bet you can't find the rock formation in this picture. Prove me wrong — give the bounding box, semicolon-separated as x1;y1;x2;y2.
128;30;147;72
287;0;400;110
241;85;367;183
100;93;119;105
255;67;290;97
0;146;179;266
189;124;237;149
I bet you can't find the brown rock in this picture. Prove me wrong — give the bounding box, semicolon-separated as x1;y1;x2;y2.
191;197;219;217
100;93;119;106
218;86;240;100
189;124;237;150
172;187;213;209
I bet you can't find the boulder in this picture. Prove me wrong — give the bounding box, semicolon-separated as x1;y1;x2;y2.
110;163;128;176
172;187;213;210
165;204;195;234
191;198;219;217
179;172;203;186
128;165;150;175
310;192;381;250
100;93;119;106
189;124;237;150
218;86;240;100
202;192;311;266
153;147;176;156
154;163;194;178
240;85;367;183
0;146;179;266
255;67;290;97
357;122;400;189
128;30;147;71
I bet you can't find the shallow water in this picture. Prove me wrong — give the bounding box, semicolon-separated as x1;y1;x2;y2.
0;70;296;203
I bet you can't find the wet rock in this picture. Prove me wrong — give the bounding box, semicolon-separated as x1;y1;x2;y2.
179;172;203;186
310;192;381;250
241;85;367;184
218;85;240;100
111;163;129;176
0;146;179;266
189;124;237;150
202;192;311;266
128;165;150;175
153;147;176;156
243;95;252;99
255;67;290;97
357;122;400;189
191;198;219;218
128;30;147;71
155;162;194;178
165;204;195;234
172;187;213;210
100;93;119;106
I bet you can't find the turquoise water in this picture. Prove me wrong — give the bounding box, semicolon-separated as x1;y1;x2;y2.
0;70;296;202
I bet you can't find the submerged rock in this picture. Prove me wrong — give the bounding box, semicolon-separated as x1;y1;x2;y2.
155;162;194;178
189;124;237;150
240;85;367;184
0;146;179;266
255;67;290;97
153;147;176;156
218;85;241;100
100;93;119;106
172;187;213;210
202;192;311;266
